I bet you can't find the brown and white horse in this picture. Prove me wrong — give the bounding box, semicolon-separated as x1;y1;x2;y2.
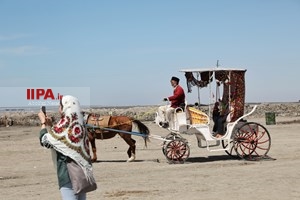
84;113;150;162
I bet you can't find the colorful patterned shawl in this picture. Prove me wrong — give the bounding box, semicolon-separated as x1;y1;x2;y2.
41;95;92;178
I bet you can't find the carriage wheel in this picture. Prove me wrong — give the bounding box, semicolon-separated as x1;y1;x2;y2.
221;139;238;158
233;122;271;160
163;138;190;164
161;132;184;154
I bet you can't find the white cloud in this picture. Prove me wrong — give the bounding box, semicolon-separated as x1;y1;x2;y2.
0;34;30;41
0;34;50;56
0;45;50;56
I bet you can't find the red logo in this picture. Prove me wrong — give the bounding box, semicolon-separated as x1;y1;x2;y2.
26;89;63;100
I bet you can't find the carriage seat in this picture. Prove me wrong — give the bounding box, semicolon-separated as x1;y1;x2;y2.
172;107;188;131
178;102;186;112
187;107;210;125
172;102;210;131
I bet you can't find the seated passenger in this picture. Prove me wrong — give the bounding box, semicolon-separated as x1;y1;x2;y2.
213;99;234;138
212;102;220;132
158;76;185;128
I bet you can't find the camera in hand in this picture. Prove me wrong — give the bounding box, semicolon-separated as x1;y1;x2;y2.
41;106;46;115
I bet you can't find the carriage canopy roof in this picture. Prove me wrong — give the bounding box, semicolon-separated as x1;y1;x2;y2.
179;67;246;73
179;67;247;122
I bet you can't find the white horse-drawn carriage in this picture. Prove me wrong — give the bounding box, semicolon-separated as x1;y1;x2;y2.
155;67;271;163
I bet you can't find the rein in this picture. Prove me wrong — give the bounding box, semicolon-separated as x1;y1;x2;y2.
84;124;148;138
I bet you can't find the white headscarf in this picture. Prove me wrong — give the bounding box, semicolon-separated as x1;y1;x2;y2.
41;95;92;176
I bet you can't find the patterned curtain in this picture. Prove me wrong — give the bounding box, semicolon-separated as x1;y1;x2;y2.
228;71;246;122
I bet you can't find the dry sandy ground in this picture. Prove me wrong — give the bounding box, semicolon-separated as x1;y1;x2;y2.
1;117;300;200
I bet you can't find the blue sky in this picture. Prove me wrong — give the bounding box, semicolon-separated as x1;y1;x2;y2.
0;0;299;106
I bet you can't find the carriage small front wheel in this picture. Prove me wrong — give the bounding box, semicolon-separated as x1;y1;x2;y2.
161;132;184;154
162;138;190;164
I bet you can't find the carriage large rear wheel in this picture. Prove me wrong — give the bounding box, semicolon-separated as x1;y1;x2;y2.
233;122;271;160
162;133;190;164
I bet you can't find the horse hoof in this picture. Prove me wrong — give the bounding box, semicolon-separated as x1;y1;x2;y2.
126;154;136;162
91;158;97;163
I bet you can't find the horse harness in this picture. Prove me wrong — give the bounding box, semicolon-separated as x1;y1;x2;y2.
86;113;111;140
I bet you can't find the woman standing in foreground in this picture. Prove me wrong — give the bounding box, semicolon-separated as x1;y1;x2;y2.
38;95;96;200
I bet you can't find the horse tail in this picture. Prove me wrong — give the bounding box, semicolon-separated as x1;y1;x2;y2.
132;119;150;148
